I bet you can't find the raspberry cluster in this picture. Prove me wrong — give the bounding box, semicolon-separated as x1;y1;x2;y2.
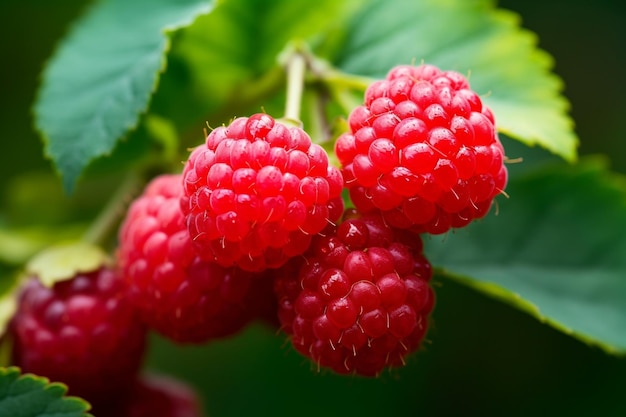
6;62;506;401
335;64;508;234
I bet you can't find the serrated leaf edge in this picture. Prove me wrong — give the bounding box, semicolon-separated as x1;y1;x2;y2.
33;1;214;193
438;269;625;356
0;366;93;417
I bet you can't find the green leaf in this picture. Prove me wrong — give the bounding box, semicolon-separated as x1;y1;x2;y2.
34;0;214;192
26;242;109;287
0;367;92;417
425;157;626;354
333;0;578;162
153;0;358;135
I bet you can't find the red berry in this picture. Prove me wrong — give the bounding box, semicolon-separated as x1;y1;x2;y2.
335;64;508;234
103;374;203;417
182;114;344;271
274;210;435;376
117;174;277;343
9;267;147;409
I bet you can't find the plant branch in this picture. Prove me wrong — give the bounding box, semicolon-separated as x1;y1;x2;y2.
82;173;142;247
318;70;375;92
283;48;307;124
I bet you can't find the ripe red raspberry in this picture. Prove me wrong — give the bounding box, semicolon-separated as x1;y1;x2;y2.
181;113;344;271
274;209;435;376
117;174;277;343
103;374;203;417
335;64;508;234
9;267;147;410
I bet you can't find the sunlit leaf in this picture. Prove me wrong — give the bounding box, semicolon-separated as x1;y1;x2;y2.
34;0;214;192
26;242;109;287
333;0;577;161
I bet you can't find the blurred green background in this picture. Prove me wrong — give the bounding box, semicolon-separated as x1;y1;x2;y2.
1;0;625;416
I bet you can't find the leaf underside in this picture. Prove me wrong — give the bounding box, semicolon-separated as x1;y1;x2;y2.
426;158;626;354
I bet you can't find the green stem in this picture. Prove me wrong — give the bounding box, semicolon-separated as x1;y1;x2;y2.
82;173;142;247
283;49;307;124
319;70;375;92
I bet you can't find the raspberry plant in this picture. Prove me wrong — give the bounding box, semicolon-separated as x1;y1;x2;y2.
2;0;626;416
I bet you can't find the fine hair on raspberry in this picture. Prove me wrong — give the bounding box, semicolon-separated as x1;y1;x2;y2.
274;209;435;376
181;113;344;272
335;64;508;234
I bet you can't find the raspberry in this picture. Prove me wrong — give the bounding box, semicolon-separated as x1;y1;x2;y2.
274;209;435;376
103;374;203;417
9;267;147;410
335;64;508;234
181;113;344;271
117;174;276;343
